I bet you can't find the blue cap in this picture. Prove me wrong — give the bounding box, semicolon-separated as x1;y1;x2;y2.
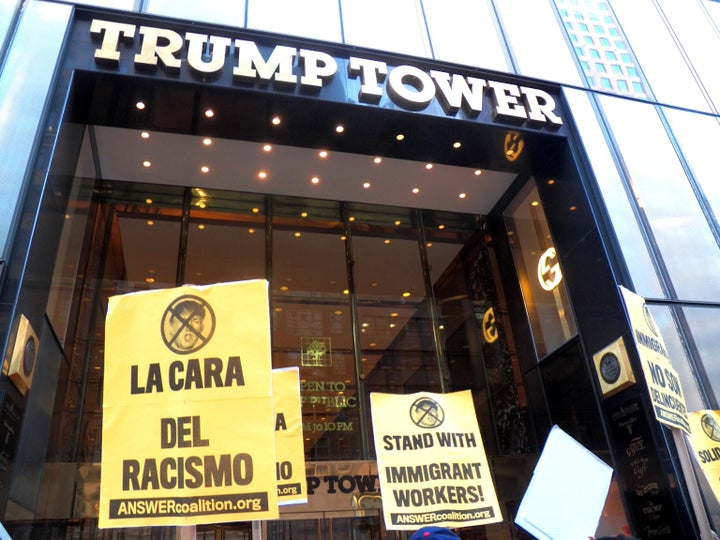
409;527;460;540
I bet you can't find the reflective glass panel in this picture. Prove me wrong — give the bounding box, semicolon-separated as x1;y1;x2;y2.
680;306;720;409
664;108;720;224
186;189;266;285
503;180;578;359
609;0;710;110
421;0;509;71
144;0;245;27
600;95;720;301
349;203;441;395
270;197;359;461
247;0;342;42
493;0;583;84
340;0;430;57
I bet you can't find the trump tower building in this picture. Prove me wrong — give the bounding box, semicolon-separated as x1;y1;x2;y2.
2;0;720;538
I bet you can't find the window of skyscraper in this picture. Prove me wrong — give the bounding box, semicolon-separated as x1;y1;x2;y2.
606;50;617;60
578;22;588;31
593;24;604;33
596;63;607;72
590;49;600;58
601;77;612;89
617;80;629;91
611;64;622;74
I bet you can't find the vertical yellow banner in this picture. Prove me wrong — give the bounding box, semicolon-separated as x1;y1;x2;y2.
272;367;307;505
371;390;502;530
619;286;690;434
688;410;720;503
99;280;279;528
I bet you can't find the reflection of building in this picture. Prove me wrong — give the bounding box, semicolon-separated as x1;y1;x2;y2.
2;1;720;539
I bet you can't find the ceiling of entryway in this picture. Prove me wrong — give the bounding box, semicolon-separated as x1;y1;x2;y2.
77;126;518;215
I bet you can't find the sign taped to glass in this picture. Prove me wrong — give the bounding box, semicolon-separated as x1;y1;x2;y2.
100;279;278;528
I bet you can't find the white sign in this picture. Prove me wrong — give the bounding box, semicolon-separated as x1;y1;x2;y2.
515;426;612;540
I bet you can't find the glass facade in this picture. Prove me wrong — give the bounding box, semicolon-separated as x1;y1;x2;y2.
2;0;720;538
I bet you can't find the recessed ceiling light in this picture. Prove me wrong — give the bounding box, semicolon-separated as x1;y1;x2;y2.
294;232;301;237
427;242;433;247
203;138;212;146
263;144;272;152
301;212;308;217
135;101;145;110
335;125;344;133
363;182;371;189
411;187;420;194
384;239;390;244
453;141;461;148
548;179;555;185
280;286;289;291
531;200;540;206
142;160;151;167
145;198;153;204
374;157;382;164
459;193;467;199
146;220;154;226
311;176;320;184
394;220;401;226
396;134;405;141
145;277;155;283
425;163;433;170
248;228;255;234
252;207;260;213
141;131;149;139
200;165;210;173
340;235;347;240
271;116;281;125
402;292;411;297
474;170;482;175
258;170;268;180
569;205;577;211
438;224;445;229
390;312;398;317
348;216;355;222
198;224;205;230
343;289;349;295
204;109;214;118
319;150;328;158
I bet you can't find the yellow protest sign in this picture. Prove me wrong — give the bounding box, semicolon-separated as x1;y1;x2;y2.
688;411;720;503
370;390;502;530
99;280;279;528
619;286;690;434
272;367;307;505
